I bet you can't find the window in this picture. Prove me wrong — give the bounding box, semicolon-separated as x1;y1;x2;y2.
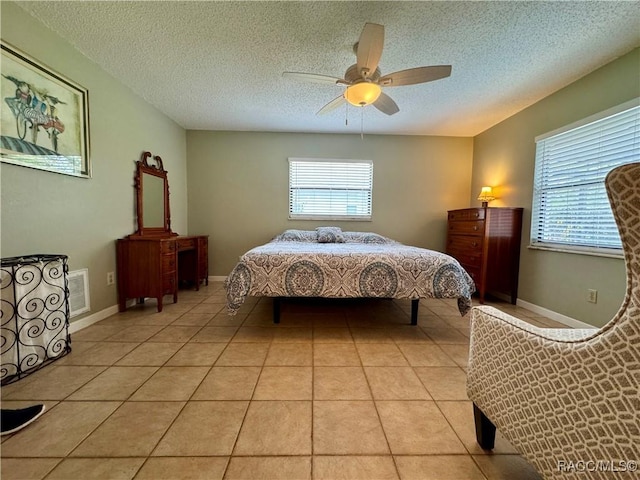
531;100;640;256
289;158;373;220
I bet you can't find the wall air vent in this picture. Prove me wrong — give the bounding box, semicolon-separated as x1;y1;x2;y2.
68;268;90;317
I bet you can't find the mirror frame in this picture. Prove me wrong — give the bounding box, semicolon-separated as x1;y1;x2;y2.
133;151;175;237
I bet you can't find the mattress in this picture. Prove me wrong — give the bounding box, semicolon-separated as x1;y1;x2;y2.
225;229;475;317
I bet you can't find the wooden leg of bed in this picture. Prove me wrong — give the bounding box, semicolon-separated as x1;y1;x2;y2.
473;403;496;450
411;299;419;325
273;297;281;324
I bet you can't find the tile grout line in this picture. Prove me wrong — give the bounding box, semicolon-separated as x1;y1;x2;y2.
350;312;403;479
310;309;316;478
221;299;269;479
72;300;201;476
121;293;227;478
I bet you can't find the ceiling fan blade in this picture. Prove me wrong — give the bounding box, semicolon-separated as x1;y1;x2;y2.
379;65;452;87
283;72;347;85
317;95;347;115
373;92;399;116
356;23;384;79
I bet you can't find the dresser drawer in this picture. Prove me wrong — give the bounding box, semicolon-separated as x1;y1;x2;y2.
461;264;481;284
177;237;196;251
447;235;483;253
161;241;176;253
447;235;482;269
448;220;485;235
448;208;485;222
161;254;176;272
447;248;482;268
162;272;176;292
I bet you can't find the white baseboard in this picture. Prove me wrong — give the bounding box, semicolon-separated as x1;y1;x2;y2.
68;304;119;333
68;278;229;334
516;299;595;329
68;290;593;332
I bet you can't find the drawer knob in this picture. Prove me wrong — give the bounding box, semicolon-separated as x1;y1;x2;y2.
473;226;479;231
472;242;478;247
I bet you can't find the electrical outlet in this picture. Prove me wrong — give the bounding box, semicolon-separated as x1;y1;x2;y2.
107;272;115;286
587;289;598;303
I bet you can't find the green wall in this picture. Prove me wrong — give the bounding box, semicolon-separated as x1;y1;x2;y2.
471;48;640;327
186;131;473;276
0;2;188;322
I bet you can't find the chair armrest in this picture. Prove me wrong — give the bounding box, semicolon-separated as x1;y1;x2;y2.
465;306;624;479
469;306;597;342
467;306;599;413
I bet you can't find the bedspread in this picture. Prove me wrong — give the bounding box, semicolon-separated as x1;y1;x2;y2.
225;231;475;316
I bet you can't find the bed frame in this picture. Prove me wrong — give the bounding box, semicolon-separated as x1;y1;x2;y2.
271;297;421;325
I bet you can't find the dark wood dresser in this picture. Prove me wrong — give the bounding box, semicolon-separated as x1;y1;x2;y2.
446;207;523;304
116;235;208;312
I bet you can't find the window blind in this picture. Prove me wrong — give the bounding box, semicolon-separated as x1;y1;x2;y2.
531;102;640;255
288;158;373;220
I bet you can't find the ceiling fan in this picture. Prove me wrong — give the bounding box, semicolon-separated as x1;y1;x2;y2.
283;23;452;116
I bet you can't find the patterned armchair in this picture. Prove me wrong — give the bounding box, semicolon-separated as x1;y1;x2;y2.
467;163;640;480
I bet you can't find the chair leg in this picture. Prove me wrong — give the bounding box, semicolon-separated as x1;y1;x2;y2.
473;403;496;450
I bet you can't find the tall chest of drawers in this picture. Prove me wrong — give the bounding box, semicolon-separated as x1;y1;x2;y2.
446;207;523;304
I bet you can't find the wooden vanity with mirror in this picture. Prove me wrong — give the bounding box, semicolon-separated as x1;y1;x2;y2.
116;152;208;312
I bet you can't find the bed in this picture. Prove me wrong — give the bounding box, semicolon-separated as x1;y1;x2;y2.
225;228;475;325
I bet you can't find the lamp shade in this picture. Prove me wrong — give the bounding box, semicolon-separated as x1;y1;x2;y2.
344;82;382;107
477;186;496;203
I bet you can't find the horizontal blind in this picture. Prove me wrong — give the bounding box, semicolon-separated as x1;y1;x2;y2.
531;103;640;253
289;158;373;220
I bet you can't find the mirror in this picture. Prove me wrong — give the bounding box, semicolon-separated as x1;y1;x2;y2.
142;172;165;228
133;151;174;236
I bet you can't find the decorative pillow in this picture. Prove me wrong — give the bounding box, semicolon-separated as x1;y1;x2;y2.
316;226;345;243
274;229;318;242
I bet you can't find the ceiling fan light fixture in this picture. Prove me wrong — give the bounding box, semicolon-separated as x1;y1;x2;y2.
285;23;451;118
344;82;381;107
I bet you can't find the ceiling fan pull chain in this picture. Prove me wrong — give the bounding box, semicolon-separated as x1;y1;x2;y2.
345;102;349;126
360;108;364;140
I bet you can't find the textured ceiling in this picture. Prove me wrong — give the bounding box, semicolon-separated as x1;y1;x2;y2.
15;1;640;136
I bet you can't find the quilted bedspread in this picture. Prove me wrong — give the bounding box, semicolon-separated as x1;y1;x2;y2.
225;230;476;316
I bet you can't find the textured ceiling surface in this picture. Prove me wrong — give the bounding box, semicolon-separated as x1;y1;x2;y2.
15;1;640;136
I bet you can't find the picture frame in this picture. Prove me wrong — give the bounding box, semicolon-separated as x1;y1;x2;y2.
0;41;90;178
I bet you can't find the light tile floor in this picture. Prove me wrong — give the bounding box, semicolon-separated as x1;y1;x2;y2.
0;282;566;480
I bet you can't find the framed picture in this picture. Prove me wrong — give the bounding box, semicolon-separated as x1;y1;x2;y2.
0;41;90;178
